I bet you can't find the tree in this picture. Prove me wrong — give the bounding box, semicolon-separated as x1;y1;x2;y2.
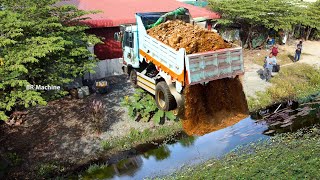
208;0;303;48
0;0;101;120
298;0;320;40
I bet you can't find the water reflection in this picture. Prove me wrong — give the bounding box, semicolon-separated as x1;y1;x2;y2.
82;117;267;180
82;157;143;180
143;146;171;161
81;103;320;180
179;136;196;147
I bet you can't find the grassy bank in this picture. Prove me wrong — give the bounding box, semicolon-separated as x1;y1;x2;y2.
166;126;320;179
101;121;182;152
248;63;320;111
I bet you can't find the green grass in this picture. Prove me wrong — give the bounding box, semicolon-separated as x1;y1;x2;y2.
36;162;65;178
276;53;294;65
86;163;108;174
5;152;22;166
248;63;320;111
100;141;112;150
101;122;182;151
166;126;320;179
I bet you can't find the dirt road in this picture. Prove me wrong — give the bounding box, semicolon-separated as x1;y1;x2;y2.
280;41;320;67
242;41;320;98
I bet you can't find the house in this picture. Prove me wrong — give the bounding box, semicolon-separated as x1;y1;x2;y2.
58;0;220;79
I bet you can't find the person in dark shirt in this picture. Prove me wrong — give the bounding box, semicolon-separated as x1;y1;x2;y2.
271;45;278;57
294;41;303;62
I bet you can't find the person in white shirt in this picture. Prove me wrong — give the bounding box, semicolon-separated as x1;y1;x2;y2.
264;52;277;82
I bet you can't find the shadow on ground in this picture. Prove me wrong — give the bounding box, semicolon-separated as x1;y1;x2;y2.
288;54;295;61
256;69;266;80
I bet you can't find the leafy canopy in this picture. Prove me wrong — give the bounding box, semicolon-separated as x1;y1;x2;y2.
0;0;101;120
209;0;302;30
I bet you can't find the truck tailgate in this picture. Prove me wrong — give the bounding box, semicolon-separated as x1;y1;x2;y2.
185;47;244;85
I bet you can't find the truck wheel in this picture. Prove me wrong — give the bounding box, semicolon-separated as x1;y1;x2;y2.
129;70;138;88
155;81;177;111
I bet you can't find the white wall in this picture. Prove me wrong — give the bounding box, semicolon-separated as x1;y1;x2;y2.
84;58;124;80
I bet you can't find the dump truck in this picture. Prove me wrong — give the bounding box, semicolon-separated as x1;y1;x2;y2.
114;8;244;116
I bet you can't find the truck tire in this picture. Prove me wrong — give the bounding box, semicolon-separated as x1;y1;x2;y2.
155;81;177;111
129;69;138;88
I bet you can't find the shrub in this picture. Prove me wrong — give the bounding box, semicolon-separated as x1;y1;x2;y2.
121;89;176;124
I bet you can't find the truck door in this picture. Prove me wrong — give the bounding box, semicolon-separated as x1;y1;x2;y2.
123;31;136;66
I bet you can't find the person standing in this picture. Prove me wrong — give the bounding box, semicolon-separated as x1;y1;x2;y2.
271;45;279;57
264;52;277;82
294;41;303;62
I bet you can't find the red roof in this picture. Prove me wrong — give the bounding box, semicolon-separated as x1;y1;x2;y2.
58;0;220;28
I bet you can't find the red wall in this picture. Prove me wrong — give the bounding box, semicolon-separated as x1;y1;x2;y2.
86;27;123;60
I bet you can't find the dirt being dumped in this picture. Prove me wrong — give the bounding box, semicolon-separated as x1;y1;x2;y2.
147;20;231;54
182;77;249;136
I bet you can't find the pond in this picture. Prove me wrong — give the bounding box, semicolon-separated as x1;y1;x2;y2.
80;102;320;180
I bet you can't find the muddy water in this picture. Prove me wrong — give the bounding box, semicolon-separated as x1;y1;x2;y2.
81;102;319;180
183;77;249;136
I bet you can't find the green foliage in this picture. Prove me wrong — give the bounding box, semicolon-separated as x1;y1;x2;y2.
299;0;320;30
0;0;101;120
100;141;112;150
209;0;300;29
143;146;171;161
179;136;196;147
36;162;65;178
209;0;320;46
5;152;22;166
248;63;320;111
121;89;177;124
167;126;320;179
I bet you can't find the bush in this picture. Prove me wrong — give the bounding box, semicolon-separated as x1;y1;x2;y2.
121;89;176;124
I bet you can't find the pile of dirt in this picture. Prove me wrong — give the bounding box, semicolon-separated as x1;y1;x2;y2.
182;77;249;136
147;20;231;54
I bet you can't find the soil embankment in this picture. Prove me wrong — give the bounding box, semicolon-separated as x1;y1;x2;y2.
147;20;231;54
183;77;249;136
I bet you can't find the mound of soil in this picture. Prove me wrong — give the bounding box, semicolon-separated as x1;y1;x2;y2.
147;20;231;54
182;77;249;136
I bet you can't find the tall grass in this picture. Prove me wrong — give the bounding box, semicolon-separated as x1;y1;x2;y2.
248;63;320;111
